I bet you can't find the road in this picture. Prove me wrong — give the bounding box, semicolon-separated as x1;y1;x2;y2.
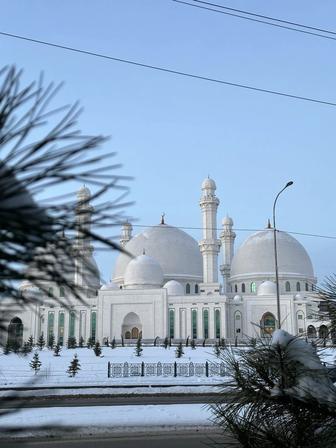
4;432;239;448
3;394;220;408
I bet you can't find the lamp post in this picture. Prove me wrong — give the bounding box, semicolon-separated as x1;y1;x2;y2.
273;181;293;330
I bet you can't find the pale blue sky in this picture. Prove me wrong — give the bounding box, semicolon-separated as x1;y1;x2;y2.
1;0;336;283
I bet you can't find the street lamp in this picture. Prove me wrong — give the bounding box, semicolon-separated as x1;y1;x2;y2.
273;181;294;330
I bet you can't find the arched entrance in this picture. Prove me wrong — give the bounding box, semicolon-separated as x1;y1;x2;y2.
319;325;328;339
8;317;23;348
122;312;142;339
307;325;316;338
260;312;276;337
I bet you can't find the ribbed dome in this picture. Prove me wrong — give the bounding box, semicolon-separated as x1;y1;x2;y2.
113;224;202;284
202;177;216;190
163;280;184;296
257;281;277;296
230;229;314;281
124;255;164;289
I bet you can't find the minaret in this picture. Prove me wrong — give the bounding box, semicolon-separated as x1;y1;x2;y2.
220;215;236;293
74;186;100;290
199;177;221;294
120;221;133;247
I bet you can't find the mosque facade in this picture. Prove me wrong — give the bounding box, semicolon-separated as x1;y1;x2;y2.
2;179;327;346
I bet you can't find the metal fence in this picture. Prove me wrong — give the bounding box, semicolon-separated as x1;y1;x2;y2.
107;361;226;378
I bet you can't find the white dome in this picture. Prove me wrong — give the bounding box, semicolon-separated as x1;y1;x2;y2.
258;281;277;296
222;215;233;226
233;294;242;302
77;185;91;200
100;281;119;291
163;280;184;296
230;229;314;282
202;177;216;190
124;255;164;289
113;224;202;284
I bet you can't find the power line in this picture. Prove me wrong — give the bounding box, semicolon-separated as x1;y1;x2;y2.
1;30;336;108
127;223;336;240
173;0;336;39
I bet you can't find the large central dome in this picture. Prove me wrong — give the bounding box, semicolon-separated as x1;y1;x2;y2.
230;229;315;281
113;224;203;285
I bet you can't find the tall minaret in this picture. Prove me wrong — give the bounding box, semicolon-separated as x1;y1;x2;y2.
199;177;221;294
120;221;133;247
220;216;236;293
74;186;100;290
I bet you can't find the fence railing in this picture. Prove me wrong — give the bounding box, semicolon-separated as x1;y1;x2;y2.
107;361;226;378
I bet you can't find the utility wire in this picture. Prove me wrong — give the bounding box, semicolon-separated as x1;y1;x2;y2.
1;30;336;107
173;0;336;38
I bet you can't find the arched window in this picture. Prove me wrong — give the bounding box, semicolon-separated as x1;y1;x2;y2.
48;287;53;297
319;325;328;339
186;283;191;294
307;325;316;338
7;317;23;348
69;311;76;338
60;287;65;297
250;282;256;293
215;309;221;339
234;284;238;293
90;311;97;342
169;309;175;339
194;284;199;294
47;312;54;345
285;281;291;292
305;283;309;292
203;309;209;339
234;311;242;336
260;312;276;337
296;282;301;292
192;309;197;339
58;312;65;346
241;283;245;293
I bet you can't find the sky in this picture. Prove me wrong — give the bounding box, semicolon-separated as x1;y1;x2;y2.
1;0;336;283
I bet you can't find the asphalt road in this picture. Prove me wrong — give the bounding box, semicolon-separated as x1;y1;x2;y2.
3;394;220;408
3;432;239;448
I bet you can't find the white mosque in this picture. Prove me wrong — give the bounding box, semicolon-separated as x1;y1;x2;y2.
2;178;327;347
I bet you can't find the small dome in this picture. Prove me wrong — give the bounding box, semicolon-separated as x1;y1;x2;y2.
202;177;216;190
124;255;164;289
258;281;277;296
100;281;119;291
163;280;184;296
294;293;306;301
77;185;91;200
233;294;242;302
222;215;233;226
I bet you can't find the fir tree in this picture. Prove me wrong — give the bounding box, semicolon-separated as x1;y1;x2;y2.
163;337;169;349
250;337;257;348
135;337;143;357
67;336;77;348
79;336;85;348
190;339;196;349
175;342;184;358
220;337;226;348
214;341;221;358
3;340;11;355
12;341;20;353
93;341;102;357
87;337;94;348
37;333;45;350
29;352;42;374
27;335;34;349
48;334;55;349
67;354;80;377
53;343;61;356
22;341;32;356
111;337;116;349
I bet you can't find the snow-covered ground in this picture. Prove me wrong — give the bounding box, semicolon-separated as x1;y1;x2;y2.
0;346;223;388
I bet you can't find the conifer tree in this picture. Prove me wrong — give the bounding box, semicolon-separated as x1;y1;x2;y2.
27;335;34;349
48;334;55;349
30;352;42;374
87;337;94;348
37;333;45;350
175;342;184;358
22;341;32;356
93;341;102;356
67;354;80;377
53;343;61;356
3;340;11;355
111;337;116;349
190;339;196;350
163;336;169;349
79;336;85;348
67;336;77;348
135;337;143;357
220;337;226;348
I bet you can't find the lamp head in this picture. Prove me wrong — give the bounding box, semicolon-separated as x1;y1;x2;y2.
285;181;294;188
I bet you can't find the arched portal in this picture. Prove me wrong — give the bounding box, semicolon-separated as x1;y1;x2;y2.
260;312;276;337
122;312;142;339
319;325;328;339
8;317;23;347
307;325;316;338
